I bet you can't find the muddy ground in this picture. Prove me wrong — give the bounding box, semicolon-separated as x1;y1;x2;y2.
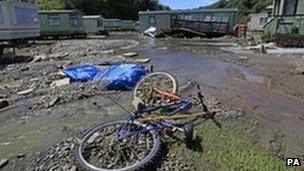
0;33;304;170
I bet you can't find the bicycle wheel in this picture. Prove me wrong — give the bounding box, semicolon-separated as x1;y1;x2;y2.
75;120;160;171
133;72;178;104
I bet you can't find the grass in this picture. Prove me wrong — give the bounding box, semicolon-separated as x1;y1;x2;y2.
168;119;300;171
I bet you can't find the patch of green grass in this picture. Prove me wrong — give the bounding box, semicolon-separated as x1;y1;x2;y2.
169;120;298;171
0;112;103;158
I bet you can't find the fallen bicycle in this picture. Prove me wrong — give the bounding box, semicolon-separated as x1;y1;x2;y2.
75;72;221;171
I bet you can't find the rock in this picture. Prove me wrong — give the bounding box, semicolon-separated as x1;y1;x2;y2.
0;158;9;169
17;88;34;95
0;99;9;109
70;165;77;171
16;154;26;158
0;93;7;99
20;66;29;72
50;52;69;59
50;78;70;88
123;52;138;58
135;58;151;63
293;67;304;75
238;56;249;62
49;96;60;107
0;142;11;146
103;50;114;54
30;78;39;82
33;54;48;62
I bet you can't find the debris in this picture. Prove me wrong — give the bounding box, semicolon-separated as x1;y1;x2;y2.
238;56;249;63
144;27;166;38
63;64;147;90
49;96;60;107
135;58;151;63
144;27;157;38
49;52;69;59
103;50;114;54
0;158;9;169
293;67;304;75
17;88;34;95
30;78;39;82
20;66;29;72
0;93;7;99
16;154;26;158
246;43;276;52
50;78;70;88
0;142;11;146
132;97;145;110
267;47;304;54
123;52;138;58
33;54;47;62
0;99;9;109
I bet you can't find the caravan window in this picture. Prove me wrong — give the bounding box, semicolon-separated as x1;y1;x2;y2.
203;14;213;22
15;7;38;24
48;14;60;26
259;17;268;25
69;14;78;26
0;7;4;23
283;0;297;15
149;16;156;25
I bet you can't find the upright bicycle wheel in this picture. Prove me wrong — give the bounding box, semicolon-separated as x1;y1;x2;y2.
75;120;160;171
134;72;178;104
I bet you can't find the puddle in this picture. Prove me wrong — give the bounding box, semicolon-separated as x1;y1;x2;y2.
242;70;264;84
137;41;265;91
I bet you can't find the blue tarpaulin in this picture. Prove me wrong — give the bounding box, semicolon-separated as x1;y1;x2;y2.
62;64;147;90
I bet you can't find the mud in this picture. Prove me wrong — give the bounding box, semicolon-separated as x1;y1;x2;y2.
143;37;304;156
1;34;304;170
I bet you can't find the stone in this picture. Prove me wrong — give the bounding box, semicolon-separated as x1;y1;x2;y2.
50;78;70;88
0;142;11;146
20;66;29;72
49;96;60;107
17;88;34;95
30;78;39;82
123;52;138;58
33;54;47;62
50;52;69;59
0;159;9;169
0;99;9;109
238;56;249;62
135;58;151;63
294;67;304;75
16;154;26;158
70;165;77;171
103;50;114;54
0;93;7;99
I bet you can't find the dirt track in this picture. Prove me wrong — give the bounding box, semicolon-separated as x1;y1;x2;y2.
0;33;304;170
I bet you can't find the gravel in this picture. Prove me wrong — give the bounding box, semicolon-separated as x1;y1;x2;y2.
29;98;243;171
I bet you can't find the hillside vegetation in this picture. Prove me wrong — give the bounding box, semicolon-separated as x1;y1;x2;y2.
24;0;169;20
203;0;273;23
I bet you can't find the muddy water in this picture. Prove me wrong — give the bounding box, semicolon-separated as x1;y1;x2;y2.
137;39;304;154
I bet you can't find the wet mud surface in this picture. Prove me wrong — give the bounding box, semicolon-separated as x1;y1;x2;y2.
141;38;304;156
0;34;304;170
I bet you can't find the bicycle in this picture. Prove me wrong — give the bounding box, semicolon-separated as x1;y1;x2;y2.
75;72;221;171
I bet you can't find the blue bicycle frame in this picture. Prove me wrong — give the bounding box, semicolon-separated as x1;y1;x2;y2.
116;98;193;140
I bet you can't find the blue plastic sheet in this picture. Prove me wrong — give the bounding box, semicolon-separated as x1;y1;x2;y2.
63;64;147;90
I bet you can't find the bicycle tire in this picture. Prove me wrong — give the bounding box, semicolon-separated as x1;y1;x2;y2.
133;72;178;102
75;120;161;171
